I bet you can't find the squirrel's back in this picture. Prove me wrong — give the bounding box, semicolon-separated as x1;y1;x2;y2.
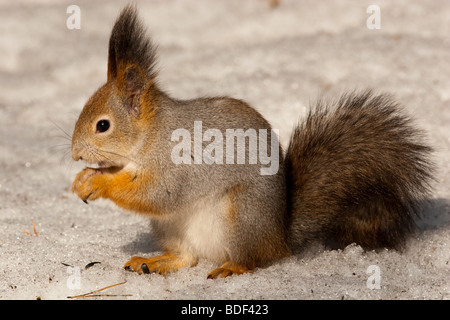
285;91;433;250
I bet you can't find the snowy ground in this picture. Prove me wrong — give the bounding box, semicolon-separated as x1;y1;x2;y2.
0;0;449;300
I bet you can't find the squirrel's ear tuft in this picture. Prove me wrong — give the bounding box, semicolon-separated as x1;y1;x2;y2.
107;4;157;101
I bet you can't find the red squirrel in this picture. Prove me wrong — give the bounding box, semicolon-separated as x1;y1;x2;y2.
71;5;433;279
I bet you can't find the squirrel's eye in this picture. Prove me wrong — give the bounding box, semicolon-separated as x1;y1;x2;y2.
96;120;110;133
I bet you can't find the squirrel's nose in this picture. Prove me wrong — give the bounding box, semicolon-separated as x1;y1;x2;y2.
72;153;82;162
71;145;83;162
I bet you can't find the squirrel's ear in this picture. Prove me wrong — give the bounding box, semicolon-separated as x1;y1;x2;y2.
107;37;118;82
117;65;146;116
107;5;157;115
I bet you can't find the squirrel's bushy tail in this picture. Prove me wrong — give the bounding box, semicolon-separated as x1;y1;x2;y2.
285;91;433;250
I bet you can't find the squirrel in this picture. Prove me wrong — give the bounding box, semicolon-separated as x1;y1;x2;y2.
71;5;433;279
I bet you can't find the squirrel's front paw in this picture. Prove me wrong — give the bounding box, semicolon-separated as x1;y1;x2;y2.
72;168;103;203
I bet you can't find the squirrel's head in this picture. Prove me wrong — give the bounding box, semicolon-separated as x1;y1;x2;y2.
71;5;158;170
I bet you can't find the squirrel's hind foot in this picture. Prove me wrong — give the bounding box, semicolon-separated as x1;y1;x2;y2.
123;252;197;275
207;261;254;279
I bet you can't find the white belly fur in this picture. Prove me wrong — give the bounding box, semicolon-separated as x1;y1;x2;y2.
153;194;230;264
